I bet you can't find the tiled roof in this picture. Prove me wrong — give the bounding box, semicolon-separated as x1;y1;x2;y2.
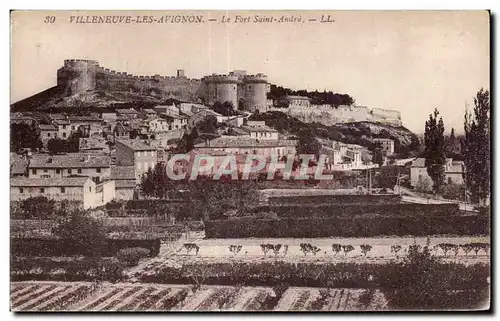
194;136;297;148
116;109;139;114
53;119;71;125
143;109;157;114
373;138;394;142
411;158;426;167
115;179;137;188
110;166;135;180
68;116;102;122
230;127;251;136
39;124;57;131
10;156;28;175
116;139;158;151
161;113;189;120
180;110;194;117
48;114;67;120
11;176;91;187
241;125;278;133
29;154;111;168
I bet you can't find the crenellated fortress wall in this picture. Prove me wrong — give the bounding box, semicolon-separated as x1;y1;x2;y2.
56;59;269;112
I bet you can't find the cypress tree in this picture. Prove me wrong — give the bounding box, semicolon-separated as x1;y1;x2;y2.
424;109;446;193
463;88;490;205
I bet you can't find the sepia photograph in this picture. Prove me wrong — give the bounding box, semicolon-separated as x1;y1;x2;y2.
9;9;491;312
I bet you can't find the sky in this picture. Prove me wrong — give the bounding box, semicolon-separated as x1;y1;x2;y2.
10;10;490;133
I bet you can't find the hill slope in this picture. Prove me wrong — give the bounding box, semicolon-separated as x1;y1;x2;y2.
249;111;421;155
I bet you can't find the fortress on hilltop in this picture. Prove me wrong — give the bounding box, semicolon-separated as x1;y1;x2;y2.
57;59;269;112
55;59;402;126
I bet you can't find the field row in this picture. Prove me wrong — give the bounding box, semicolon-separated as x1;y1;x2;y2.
10;282;386;312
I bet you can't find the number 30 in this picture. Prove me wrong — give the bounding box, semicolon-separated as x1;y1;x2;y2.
44;16;56;23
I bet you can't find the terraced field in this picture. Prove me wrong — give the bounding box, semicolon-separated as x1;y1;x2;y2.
10;282;387;312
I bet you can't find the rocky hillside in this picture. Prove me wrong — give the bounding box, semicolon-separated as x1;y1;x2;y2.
249;111;421;156
11;88;171;112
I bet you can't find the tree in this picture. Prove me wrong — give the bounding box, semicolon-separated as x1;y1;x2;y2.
197;115;218;135
296;127;321;158
139;163;176;199
332;243;342;256
463;88;490;205
213;101;236;116
342;245;355;256
20;196;56;220
377;166;399;189
129;129;140;139
445;127;459;157
10;122;43;152
52;210;106;257
360;244;372;257
372;148;384;167
380;242;454;309
47;138;68;154
424;108;446;193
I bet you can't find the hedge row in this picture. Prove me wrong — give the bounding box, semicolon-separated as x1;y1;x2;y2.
205;215;489;238
138;260;489;290
10;257;126;282
257;203;460;218
268;194;402;206
11;237;161;257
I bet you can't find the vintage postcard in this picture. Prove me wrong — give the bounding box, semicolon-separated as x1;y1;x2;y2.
10;10;490;312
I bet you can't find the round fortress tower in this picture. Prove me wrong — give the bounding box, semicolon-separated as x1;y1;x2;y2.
57;59;98;94
242;73;268;112
202;74;240;109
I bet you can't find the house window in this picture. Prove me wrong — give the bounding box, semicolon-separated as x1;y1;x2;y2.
40;188;45;193
71;125;75;130
77;169;82;174
56;169;60;174
43;169;48;173
68;169;72;174
63;133;67;138
47;133;51;137
61;187;65;193
32;169;37;175
63;125;67;129
19;188;23;194
89;186;92;192
96;168;101;173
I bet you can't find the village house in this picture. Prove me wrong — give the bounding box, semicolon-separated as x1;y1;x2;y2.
115;139;159;181
193;136;297;158
11;113;36;125
39;124;59;145
113;122;131;139
67;115;104;137
147;118;169;133
116;108;141;119
373;138;395;156
101;112;118;123
10;153;29;177
28;153;111;183
110;165;137;200
141;109;158;119
160;113;189;131
10;176;115;210
241;121;279;140
410;158;465;190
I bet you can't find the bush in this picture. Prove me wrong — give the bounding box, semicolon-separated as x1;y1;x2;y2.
204;215;489;238
10;257;126;282
52;210;107;257
20;196;56;220
378;243;489;309
116;247;150;267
